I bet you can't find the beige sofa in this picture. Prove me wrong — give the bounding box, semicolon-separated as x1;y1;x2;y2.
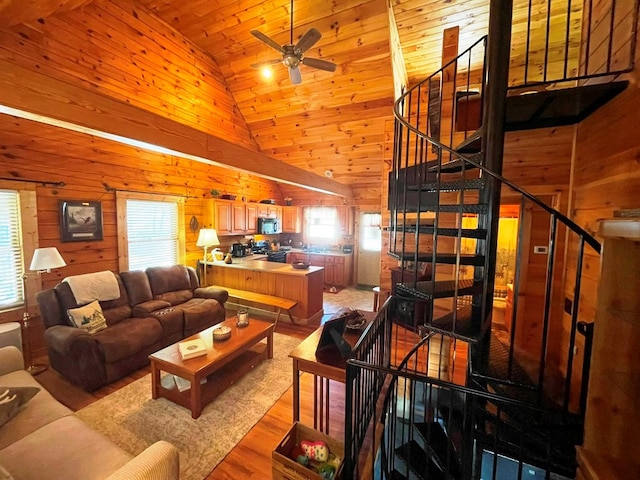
0;346;179;480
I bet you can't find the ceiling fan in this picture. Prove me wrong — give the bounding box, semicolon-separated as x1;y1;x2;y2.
250;0;337;85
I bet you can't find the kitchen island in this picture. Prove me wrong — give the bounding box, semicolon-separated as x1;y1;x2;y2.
199;257;324;324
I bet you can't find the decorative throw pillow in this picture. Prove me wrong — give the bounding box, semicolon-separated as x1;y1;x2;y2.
0;386;40;428
67;300;108;334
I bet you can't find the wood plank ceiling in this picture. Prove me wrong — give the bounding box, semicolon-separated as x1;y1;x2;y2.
0;0;492;204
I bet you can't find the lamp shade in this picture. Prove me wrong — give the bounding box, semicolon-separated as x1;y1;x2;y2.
29;247;67;272
196;229;220;248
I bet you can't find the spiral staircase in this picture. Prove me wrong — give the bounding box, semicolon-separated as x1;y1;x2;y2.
342;1;638;479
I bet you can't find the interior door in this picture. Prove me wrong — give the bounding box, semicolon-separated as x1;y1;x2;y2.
357;212;382;287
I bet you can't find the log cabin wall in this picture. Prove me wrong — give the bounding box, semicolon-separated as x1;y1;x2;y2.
0;0;259;150
0;115;282;292
564;41;640;402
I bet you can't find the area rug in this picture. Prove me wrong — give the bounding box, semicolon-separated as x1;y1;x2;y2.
76;333;301;480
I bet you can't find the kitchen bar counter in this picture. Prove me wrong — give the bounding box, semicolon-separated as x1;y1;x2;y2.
203;257;324;275
200;259;324;324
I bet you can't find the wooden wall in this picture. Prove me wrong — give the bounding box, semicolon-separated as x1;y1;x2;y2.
563;63;640;404
0;115;282;325
0;0;258;151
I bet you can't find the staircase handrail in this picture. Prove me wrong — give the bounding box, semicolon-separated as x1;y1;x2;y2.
392;39;601;254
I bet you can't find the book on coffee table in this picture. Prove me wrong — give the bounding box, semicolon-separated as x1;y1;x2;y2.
178;338;207;360
173;375;207;392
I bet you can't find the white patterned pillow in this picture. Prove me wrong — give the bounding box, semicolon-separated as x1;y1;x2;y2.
67;300;108;334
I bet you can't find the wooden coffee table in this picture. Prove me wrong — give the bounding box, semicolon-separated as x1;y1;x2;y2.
149;317;274;418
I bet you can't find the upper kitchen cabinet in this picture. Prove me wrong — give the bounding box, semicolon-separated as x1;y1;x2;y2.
204;199;253;235
338;206;354;236
257;204;281;219
282;206;301;233
246;203;258;233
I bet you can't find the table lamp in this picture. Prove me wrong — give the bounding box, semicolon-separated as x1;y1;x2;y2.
196;228;219;286
23;247;66;375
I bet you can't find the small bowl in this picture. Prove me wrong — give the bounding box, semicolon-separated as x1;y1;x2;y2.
291;262;310;270
212;325;232;341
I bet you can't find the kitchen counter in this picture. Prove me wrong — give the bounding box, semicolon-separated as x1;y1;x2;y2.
202;258;324;275
199;259;324;324
280;248;353;257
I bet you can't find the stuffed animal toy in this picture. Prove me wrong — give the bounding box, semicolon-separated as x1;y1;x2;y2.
300;440;329;462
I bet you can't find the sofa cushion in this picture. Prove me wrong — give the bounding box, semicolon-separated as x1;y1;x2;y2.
0;387;39;428
176;298;225;336
67;300;108;335
146;265;192;296
120;270;154;306
93;317;163;363
0;370;73;450
98;275;133;326
0;415;132;480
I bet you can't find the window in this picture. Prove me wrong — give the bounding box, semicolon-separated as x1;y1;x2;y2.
361;213;382;251
0;190;24;309
304;207;338;242
116;192;185;271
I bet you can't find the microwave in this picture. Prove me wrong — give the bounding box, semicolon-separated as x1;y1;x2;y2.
258;217;281;234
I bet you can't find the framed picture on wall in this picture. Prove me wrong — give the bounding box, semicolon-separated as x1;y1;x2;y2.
59;200;103;242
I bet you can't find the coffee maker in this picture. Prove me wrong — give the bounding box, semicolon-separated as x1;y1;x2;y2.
231;243;246;257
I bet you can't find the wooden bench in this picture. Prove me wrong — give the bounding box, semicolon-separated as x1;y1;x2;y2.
212;286;298;329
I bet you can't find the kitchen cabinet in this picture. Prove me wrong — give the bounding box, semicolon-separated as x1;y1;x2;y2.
287;252;352;287
324;256;347;286
205;199;255;235
337;206;354;235
246;204;257;233
257;204;281;219
282;206;301;233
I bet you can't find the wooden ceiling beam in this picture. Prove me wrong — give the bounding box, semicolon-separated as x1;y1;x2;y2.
0;59;353;198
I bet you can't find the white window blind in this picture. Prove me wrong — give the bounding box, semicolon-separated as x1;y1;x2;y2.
0;190;24;308
126;199;179;271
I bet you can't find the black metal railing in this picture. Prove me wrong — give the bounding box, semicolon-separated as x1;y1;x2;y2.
510;0;638;88
343;301;393;479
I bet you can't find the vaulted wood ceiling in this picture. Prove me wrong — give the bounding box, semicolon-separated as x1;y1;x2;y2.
0;0;492;204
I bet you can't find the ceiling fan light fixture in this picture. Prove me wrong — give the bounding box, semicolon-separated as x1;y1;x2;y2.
249;0;337;85
260;66;273;79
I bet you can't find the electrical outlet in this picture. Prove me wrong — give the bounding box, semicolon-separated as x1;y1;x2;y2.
534;246;548;254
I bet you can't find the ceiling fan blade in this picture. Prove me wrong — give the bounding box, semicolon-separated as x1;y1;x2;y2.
302;57;337;72
250;59;282;69
250;30;285;54
289;66;302;85
295;28;322;54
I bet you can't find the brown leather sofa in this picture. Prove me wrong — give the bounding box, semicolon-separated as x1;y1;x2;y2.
36;265;228;391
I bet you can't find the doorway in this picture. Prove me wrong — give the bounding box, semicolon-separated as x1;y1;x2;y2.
357;212;381;287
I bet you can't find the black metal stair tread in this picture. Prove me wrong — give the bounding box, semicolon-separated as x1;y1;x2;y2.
400;203;488;214
470;332;534;389
394;439;449;480
422;305;483;343
407;178;485;192
396;279;482;300
427;152;484;173
454;128;482;153
388;252;485;266
390;225;488;239
413;422;463;480
505;80;628;131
